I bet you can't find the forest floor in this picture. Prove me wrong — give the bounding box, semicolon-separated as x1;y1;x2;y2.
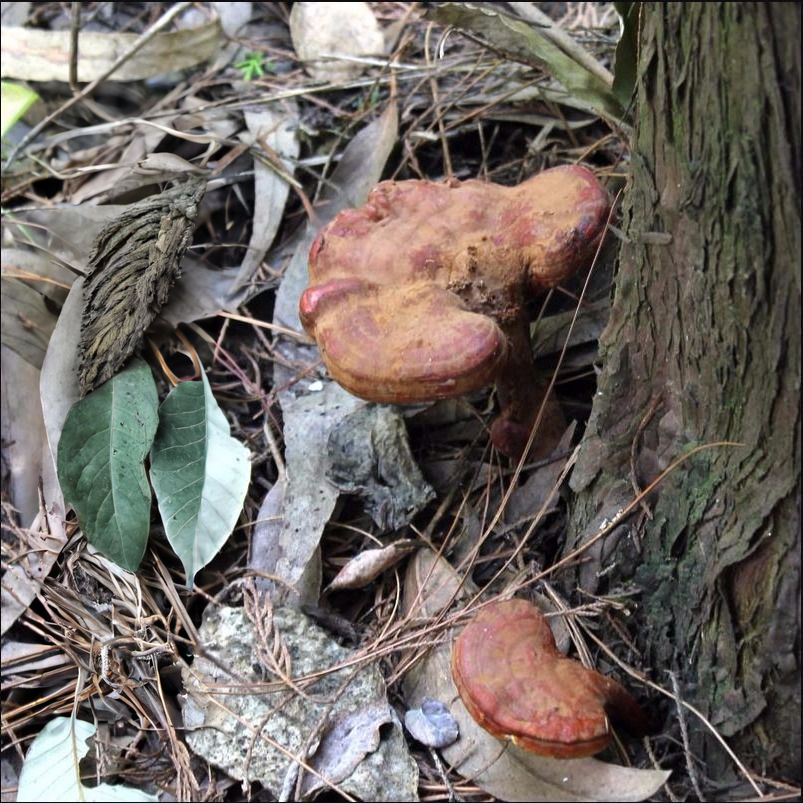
3;3;793;802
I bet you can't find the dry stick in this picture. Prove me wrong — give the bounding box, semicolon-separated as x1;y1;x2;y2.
669;670;705;801
630;393;663;521
215;310;313;342
68;1;81;93
4;1;193;168
424;22;453;177
428;747;463;803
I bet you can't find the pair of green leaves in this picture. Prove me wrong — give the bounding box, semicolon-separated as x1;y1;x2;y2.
57;358;250;587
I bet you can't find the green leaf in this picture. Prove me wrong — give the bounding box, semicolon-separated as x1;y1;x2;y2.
1;81;38;138
427;3;625;120
150;371;250;587
17;716;157;802
57;358;158;572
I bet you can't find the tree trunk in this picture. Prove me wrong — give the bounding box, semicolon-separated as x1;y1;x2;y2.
567;3;800;785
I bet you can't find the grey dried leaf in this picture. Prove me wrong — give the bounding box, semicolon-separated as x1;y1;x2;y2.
78;175;206;396
327;539;417;591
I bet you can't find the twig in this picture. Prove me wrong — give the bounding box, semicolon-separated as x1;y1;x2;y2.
629;393;663;520
68;2;80;92
669;670;705;800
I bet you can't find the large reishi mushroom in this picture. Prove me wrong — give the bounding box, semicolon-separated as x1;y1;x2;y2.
299;164;610;458
451;598;650;758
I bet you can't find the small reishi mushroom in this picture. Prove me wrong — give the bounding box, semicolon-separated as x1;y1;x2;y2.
299;164;610;459
451;598;651;759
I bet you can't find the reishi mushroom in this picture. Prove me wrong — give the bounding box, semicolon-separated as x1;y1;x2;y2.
451;598;651;758
299;164;610;459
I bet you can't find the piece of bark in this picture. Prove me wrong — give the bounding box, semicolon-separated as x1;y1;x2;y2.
78;175;206;396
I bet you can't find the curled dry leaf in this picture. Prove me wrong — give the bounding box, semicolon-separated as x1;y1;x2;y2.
326;404;435;530
78;175;206;396
327;539;417;591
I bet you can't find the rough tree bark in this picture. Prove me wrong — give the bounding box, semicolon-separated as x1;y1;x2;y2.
567;3;800;785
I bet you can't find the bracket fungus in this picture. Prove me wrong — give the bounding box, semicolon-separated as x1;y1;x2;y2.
451;599;651;759
299;164;610;458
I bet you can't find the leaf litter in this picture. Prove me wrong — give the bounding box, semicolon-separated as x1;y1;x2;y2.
1;2;771;801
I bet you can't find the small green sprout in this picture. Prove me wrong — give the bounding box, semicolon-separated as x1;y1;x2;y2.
235;51;269;81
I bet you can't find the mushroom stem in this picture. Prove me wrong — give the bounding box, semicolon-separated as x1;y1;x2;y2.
596;674;654;738
490;321;565;460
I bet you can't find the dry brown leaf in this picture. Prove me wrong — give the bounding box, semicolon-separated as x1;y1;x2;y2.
230;102;300;295
1;347;68;635
289;1;384;81
328;540;417;591
1;277;57;370
1;18;220;82
401;550;670;802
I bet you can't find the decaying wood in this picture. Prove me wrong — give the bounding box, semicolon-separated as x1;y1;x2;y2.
78;175;206;396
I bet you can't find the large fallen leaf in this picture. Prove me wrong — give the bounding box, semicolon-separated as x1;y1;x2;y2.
2;262;72;632
40;277;84;468
154;257;241;328
1;17;220;82
149;370;251;587
5;206;121;303
1;277;58;369
1;346;67;635
17;716;156;802
402;550;671;802
427;3;625;120
181;604;418;800
1;345;44;527
57;358;159;572
229;102;300;295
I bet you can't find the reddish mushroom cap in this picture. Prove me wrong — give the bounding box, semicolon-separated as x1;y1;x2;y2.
451;599;650;758
299;165;610;453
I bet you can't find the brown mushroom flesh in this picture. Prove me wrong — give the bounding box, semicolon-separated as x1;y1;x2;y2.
299;165;610;458
451;599;650;759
